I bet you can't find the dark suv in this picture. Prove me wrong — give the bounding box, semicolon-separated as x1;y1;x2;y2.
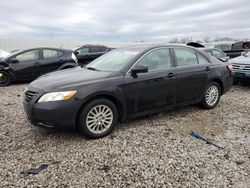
0;47;78;86
74;44;114;65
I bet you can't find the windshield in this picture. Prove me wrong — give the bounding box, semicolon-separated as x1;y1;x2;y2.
3;50;21;60
86;49;141;72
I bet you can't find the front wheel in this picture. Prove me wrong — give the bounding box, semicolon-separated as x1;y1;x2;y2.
77;99;118;139
0;71;11;87
201;82;221;109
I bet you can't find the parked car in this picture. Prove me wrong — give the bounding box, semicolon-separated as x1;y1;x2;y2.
0;47;78;86
186;42;229;62
23;44;233;139
231;51;250;83
216;41;250;58
73;44;113;65
203;48;229;62
0;50;10;59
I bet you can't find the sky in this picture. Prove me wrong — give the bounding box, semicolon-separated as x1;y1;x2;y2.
0;0;250;42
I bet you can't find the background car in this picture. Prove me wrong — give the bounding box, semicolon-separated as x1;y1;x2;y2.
203;48;229;62
0;49;10;59
73;44;114;65
0;47;78;86
186;42;229;62
231;51;250;83
215;41;250;58
23;44;233;139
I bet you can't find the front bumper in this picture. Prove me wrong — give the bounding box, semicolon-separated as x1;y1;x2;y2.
233;71;250;82
23;87;81;130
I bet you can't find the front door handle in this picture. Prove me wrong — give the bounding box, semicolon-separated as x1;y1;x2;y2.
167;72;175;78
205;66;211;71
34;62;40;66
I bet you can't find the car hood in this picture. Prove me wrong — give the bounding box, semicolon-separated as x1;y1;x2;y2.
30;67;113;91
231;56;250;64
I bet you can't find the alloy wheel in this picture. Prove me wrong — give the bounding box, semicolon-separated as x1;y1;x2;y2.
86;105;113;134
205;85;219;106
0;72;7;84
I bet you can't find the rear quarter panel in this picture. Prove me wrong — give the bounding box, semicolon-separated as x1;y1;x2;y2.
208;59;233;95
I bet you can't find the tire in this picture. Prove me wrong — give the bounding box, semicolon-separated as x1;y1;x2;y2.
77;98;118;139
0;71;11;87
201;82;221;109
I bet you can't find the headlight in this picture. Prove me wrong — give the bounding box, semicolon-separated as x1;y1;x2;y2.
38;91;77;103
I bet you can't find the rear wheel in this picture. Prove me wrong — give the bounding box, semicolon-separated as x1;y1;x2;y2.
201;82;221;109
77;98;118;139
0;71;11;87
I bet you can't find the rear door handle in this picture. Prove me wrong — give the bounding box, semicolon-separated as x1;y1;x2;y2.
167;72;175;78
34;62;40;66
205;66;211;71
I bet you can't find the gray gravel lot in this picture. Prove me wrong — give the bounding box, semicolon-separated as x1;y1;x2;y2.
0;84;249;187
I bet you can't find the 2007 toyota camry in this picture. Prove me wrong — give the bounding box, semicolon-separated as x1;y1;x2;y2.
23;44;233;139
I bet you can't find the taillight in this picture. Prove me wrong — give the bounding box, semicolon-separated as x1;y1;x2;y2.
227;64;233;72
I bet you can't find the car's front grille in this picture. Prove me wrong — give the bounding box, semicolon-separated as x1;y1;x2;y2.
232;63;250;72
25;91;38;102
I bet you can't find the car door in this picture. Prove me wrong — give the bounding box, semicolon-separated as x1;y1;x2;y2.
124;48;176;114
74;46;91;64
39;49;65;75
173;47;210;104
8;49;41;80
89;46;107;61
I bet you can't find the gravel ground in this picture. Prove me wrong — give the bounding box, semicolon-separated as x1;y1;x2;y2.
0;84;249;187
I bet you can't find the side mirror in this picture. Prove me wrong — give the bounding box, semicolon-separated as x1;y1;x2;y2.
131;65;148;77
74;51;79;55
241;51;247;56
10;59;19;63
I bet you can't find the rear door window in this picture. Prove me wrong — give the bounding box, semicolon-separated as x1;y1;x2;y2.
196;53;210;64
43;49;61;59
91;46;103;53
174;48;199;66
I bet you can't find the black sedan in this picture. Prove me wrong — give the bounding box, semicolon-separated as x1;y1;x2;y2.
0;47;78;86
73;44;113;65
23;44;233;139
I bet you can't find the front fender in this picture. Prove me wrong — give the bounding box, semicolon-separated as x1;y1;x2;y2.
0;65;15;80
76;88;126;121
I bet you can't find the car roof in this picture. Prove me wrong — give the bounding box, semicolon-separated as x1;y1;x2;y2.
2;47;72;60
19;47;72;52
120;43;213;56
117;43;213;61
119;43;192;51
203;47;222;51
